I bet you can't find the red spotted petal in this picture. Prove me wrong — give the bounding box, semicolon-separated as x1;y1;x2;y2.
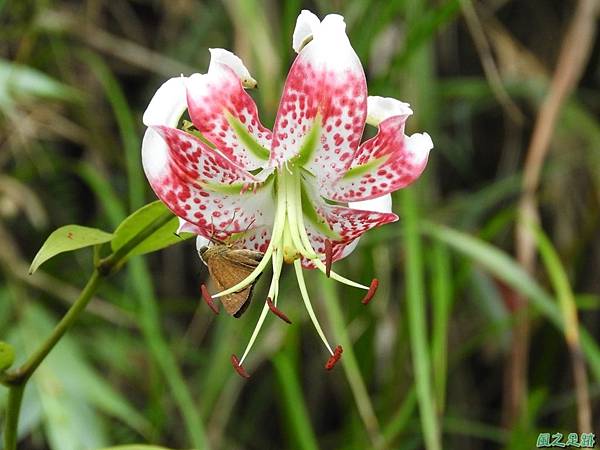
186;63;272;171
143;126;274;239
270;15;367;182
301;238;357;269
325;116;432;202
232;225;271;253
301;203;397;269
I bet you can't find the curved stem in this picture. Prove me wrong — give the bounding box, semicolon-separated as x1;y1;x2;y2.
2;271;101;386
3;384;24;450
1;211;174;450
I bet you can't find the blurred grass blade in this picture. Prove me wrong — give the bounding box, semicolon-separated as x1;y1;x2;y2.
400;190;441;450
0;58;80;107
382;387;417;443
319;276;384;450
97;446;178;450
272;351;319;450
430;242;452;414
421;221;600;381
532;224;591;431
381;0;460;82
82;52;145;210
76;162;127;224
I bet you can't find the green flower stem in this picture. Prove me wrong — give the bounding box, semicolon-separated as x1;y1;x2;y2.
3;384;24;450
1;211;173;450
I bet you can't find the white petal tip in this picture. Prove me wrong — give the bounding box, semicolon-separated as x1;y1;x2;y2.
142;77;188;127
406;132;434;162
349;194;393;214
208;48;256;87
292;10;321;53
366;96;413;126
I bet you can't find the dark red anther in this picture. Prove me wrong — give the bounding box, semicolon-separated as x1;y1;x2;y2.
266;297;292;324
231;354;251;379
325;345;343;371
361;279;379;305
201;284;219;315
324;239;333;278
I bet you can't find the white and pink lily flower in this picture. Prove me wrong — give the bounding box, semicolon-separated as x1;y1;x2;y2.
141;10;433;377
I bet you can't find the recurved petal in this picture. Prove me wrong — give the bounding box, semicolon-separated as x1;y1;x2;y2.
143;76;188;127
186;53;272;172
142;125;274;239
349;194;392;214
335;193;393;260
366;96;413;126
208;48;257;88
300;183;397;267
301;203;397;268
270;14;367;182
178;218;203;235
324;115;432;202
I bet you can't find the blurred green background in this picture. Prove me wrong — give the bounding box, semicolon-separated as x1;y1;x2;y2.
1;0;600;449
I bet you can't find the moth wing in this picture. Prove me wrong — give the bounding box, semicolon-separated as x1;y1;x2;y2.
222;249;264;267
207;257;257;317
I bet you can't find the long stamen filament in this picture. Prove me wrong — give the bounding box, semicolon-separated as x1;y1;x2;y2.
287;171;317;260
294;259;334;355
239;249;285;364
272;247;284;306
211;173;287;299
291;176;369;290
239;302;270;364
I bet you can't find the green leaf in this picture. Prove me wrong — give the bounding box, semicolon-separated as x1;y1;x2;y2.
29;225;114;274
0;58;80;108
111;201;193;257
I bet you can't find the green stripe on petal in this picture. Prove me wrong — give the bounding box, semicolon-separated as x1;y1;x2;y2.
342;154;389;180
201;174;274;195
200;181;250;194
182;120;218;149
226;112;270;160
299;181;341;240
294;117;322;167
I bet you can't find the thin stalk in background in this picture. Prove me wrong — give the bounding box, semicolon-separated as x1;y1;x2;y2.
512;0;598;425
318;276;385;450
533;225;591;432
272;347;320;450
400;188;441;450
430;242;452;414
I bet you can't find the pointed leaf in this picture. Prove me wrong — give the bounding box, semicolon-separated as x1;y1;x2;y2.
111;201;193;257
29;225;114;274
